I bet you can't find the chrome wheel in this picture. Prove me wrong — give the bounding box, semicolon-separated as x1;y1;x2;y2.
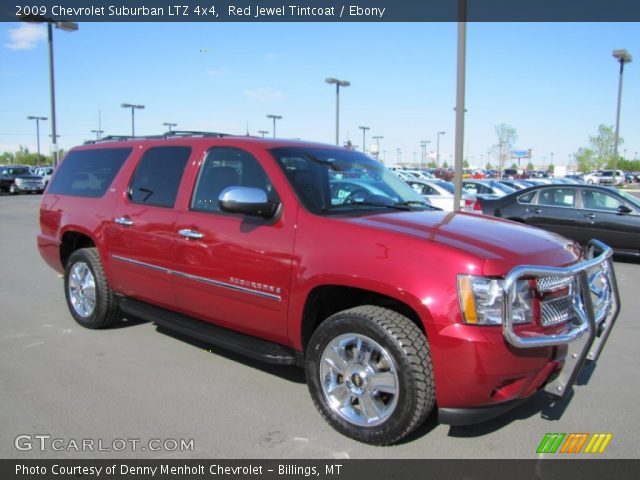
68;262;96;318
319;333;399;427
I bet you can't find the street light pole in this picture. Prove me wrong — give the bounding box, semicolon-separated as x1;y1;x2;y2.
612;49;632;184
258;130;269;138
436;131;446;168
372;135;383;162
420;141;430;169
325;78;350;145
27;116;47;161
163;122;177;133
46;21;78;166
121;103;145;138
91;129;104;141
266;114;282;138
358;126;370;154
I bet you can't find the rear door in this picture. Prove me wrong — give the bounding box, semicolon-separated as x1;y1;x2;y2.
524;187;580;241
105;146;191;310
173;146;295;344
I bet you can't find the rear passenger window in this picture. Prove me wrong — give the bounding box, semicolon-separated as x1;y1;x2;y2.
47;148;132;198
128;147;191;208
518;192;535;204
191;147;276;213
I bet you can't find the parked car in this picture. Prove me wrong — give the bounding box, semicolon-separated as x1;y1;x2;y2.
598;170;625;186
38;134;619;445
405;178;477;212
582;171;601;184
33;166;55;187
498;180;534;191
479;184;640;256
0;165;45;194
462;179;516;199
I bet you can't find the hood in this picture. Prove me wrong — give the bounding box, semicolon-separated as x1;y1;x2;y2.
343;211;580;273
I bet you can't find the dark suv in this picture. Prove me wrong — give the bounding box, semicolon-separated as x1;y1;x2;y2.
37;133;619;445
0;165;45;194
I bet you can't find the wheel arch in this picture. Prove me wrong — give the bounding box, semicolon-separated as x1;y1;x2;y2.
60;230;96;268
298;284;427;353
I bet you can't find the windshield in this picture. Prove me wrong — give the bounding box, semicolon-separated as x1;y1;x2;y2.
3;167;31;175
271;147;430;215
434;180;454;194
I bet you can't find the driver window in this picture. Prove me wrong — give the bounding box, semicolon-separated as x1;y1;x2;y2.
582;190;622;212
191;147;275;213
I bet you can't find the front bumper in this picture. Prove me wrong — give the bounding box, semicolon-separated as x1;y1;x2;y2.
437;240;619;425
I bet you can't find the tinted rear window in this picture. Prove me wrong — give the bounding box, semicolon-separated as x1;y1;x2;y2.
128;146;191;208
47;148;132;198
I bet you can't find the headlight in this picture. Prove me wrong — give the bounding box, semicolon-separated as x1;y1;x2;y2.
458;275;534;325
15;178;23;185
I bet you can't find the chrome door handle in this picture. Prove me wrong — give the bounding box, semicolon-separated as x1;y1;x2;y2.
114;217;134;226
584;213;596;219
527;207;542;214
178;229;204;240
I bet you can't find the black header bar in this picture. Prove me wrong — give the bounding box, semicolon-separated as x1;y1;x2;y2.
3;0;640;22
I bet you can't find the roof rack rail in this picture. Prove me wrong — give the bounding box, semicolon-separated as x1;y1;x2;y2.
162;131;230;138
83;131;232;145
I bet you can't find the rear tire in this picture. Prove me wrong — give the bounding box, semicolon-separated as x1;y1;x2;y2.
64;248;120;329
305;305;435;445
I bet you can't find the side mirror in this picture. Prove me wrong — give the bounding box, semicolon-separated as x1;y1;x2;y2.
617;204;633;215
218;186;279;218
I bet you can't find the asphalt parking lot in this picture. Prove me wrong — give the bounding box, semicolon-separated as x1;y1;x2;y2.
1;193;638;459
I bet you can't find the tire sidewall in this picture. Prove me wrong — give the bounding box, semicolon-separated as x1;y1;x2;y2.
64;249;107;329
306;314;422;445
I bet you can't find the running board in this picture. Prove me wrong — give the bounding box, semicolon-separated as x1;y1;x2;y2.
118;297;300;366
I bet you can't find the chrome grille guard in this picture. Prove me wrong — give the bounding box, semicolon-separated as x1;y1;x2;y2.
501;240;620;398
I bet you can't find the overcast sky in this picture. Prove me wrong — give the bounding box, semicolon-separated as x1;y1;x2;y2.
1;21;638;168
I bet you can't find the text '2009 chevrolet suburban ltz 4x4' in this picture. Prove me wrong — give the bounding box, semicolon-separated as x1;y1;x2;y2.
38;133;620;445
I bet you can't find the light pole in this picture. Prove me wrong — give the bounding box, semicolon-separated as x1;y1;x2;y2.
396;148;402;164
420;140;430;168
19;17;77;166
91;129;104;141
612;49;632;184
436;131;446;168
258;130;269;138
163;122;177;133
27;116;47;161
358;126;370;154
266;114;282;138
372;135;383;162
45;20;78;166
121;103;145;137
325;78;350;145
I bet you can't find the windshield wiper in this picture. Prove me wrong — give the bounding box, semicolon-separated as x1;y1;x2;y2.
329;201;426;212
395;200;441;211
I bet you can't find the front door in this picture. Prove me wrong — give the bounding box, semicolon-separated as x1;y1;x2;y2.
173;146;295;344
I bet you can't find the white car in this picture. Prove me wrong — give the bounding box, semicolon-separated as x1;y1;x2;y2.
33;166;54;187
583;171;601;184
405;179;477;212
598;170;625;186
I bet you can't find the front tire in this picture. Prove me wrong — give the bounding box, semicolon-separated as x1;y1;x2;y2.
64;248;120;329
305;306;435;445
9;184;18;195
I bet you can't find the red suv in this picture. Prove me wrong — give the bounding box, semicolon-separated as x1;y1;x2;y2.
38;133;619;445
